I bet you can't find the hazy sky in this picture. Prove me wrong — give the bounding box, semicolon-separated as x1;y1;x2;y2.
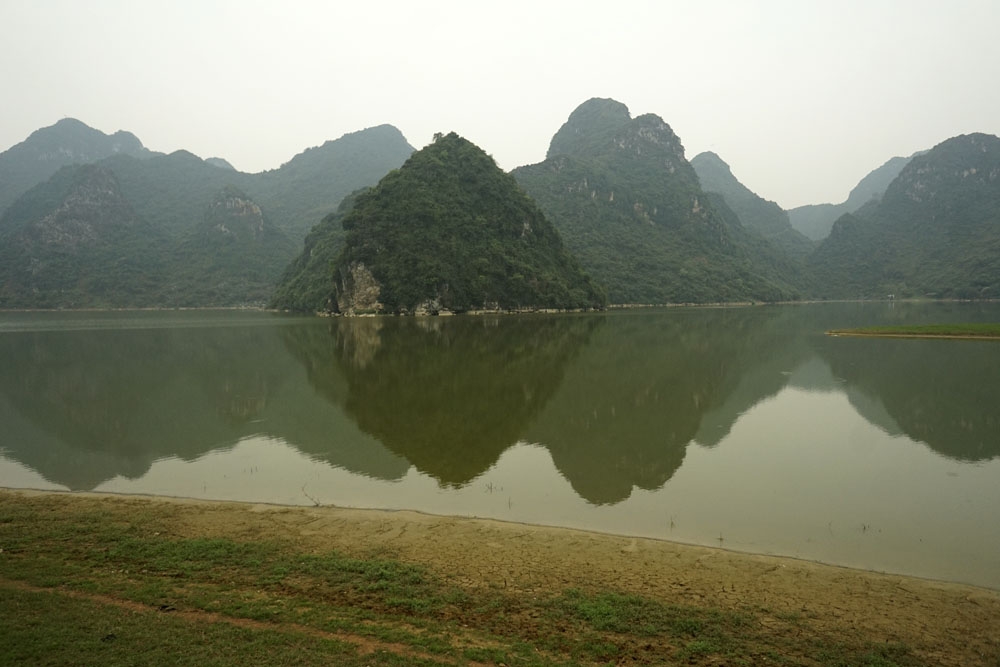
3;0;999;209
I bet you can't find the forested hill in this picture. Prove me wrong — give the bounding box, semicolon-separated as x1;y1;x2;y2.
809;133;1000;299
691;151;815;259
252;124;415;240
0;118;156;216
0;121;413;308
513;98;805;305
277;132;605;314
788;154;917;241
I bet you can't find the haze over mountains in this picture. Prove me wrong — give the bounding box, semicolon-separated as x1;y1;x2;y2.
1;102;998;309
0;119;413;308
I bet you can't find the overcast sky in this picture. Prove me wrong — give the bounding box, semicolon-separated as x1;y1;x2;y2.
2;0;999;209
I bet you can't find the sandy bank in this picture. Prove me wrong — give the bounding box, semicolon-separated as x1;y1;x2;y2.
7;489;1000;664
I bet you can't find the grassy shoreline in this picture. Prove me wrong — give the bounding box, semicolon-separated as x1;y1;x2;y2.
827;323;1000;340
2;490;999;665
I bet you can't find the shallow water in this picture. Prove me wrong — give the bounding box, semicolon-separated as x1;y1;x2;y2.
1;303;998;589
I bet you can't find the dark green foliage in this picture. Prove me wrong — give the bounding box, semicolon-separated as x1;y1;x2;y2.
0;121;412;308
253;124;415;241
165;185;298;306
269;190;364;312
0;164;170;308
514;100;804;304
331;132;605;313
0;164;296;307
809;133;1000;299
691;150;815;259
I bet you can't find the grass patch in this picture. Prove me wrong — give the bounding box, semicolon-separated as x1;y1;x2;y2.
827;322;1000;339
0;492;951;666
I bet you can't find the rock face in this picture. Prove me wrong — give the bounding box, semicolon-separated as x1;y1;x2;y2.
336;262;383;314
691;151;814;259
25;164;139;248
513;98;804;304
809;133;1000;299
205;186;266;241
328;132;605;315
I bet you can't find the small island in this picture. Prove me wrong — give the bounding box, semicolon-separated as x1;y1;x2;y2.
826;323;1000;339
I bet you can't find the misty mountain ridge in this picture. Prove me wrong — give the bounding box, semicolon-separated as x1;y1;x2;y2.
0;119;414;307
788;153;921;241
0;117;157;216
809;132;1000;299
2;110;999;310
691;151;815;259
513;98;805;304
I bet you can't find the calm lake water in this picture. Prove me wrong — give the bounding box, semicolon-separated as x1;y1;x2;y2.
1;303;998;589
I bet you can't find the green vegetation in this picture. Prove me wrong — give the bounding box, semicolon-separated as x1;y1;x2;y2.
514;99;805;305
810;134;1000;300
827;323;1000;338
0;492;932;666
252;124;415;241
0;121;411;309
787;155;916;242
269;190;363;312
4;115;1000;311
0;118;154;216
0;165;296;308
691;151;815;259
327;132;605;313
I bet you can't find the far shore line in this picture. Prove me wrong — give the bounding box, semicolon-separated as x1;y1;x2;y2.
3;296;998;317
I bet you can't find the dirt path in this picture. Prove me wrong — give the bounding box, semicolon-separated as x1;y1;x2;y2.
14;490;1000;664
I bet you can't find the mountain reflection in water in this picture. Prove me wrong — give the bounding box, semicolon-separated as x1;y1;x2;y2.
1;303;998;500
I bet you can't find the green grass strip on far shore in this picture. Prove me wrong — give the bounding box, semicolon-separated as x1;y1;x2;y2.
826;323;1000;340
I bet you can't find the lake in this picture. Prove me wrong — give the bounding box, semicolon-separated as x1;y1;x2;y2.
1;302;998;590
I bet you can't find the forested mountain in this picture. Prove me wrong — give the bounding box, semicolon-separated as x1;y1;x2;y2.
788;154;917;241
691;151;815;259
809;133;1000;299
513;98;804;304
4;113;998;311
282;132;605;314
0;118;156;216
269;191;363;312
0;120;413;308
253;124;415;240
0;164;166;308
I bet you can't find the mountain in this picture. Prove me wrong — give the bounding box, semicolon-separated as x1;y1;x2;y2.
788;154;917;241
253;124;415;240
691;151;814;259
0;120;413;308
513;98;804;304
205;157;236;170
304;132;605;314
809;133;1000;299
0;164;165;308
166;185;298;306
269;190;363;312
0;118;156;216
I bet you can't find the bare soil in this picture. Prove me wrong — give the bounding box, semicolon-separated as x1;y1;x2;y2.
14;490;1000;664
